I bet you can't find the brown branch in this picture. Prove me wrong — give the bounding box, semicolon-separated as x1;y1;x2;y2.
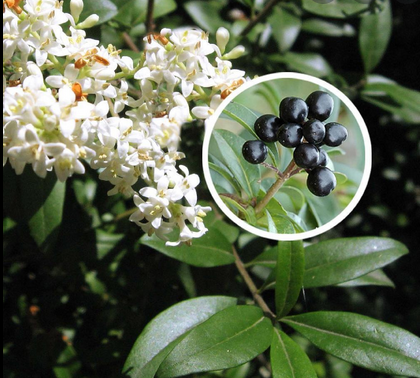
240;0;282;37
122;32;140;53
232;246;276;320
254;159;298;214
146;0;155;34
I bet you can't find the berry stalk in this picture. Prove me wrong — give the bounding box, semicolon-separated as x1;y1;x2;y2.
254;159;300;214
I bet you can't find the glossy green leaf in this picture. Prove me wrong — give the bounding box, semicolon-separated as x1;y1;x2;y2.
80;0;118;25
223;102;259;139
269;7;301;53
337;269;395;288
213;129;261;198
282;311;420;377
157;306;273;377
302;0;369;19
114;0;177;26
271;328;317;378
123;296;237;378
18;170;66;253
209;161;242;195
184;1;228;33
265;209;277;234
302;19;355;37
141;227;235;267
275;241;305;318
361;80;420;124
304;237;408;288
304;186;341;227
271;52;333;78
359;0;392;73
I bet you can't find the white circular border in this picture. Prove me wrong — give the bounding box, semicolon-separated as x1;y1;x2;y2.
202;72;372;241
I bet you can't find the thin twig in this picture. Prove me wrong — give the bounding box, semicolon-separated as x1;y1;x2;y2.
232;246;276;320
122;32;140;53
146;0;155;34
114;207;137;222
240;0;282;37
254;159;298;214
260;162;282;177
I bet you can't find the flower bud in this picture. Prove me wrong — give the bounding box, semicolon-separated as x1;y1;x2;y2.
216;27;230;54
70;0;84;23
223;45;245;60
76;14;99;29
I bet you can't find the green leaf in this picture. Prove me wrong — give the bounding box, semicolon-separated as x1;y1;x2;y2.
334;171;348;185
212;129;261;198
337;269;395;288
221;195;257;226
271;328;317;378
359;0;392;73
184;1;228;33
265;210;277;233
18;170;66;253
223;102;280;166
80;0;118;25
123;296;237;378
302;0;369;19
246;246;278;268
282;311;420;377
275;241;305;318
302;19;355;37
304;237;408;288
271;52;333;78
361;79;420;124
223;102;259;138
157;306;273;377
209;162;242;196
95;229;124;260
114;0;177;27
141;227;235;267
269;7;301;53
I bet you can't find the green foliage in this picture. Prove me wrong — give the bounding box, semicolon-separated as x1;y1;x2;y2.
359;0;392;73
271;328;317;378
4;0;420;377
123;296;237;377
282;312;420;377
275;241;305;319
156;306;273;377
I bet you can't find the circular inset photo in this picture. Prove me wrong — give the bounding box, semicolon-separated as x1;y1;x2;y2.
203;73;371;240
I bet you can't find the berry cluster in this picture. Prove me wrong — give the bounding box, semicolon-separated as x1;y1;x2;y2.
242;91;348;197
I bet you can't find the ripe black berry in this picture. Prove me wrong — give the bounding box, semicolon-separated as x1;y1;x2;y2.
293;143;320;169
316;149;328;167
277;123;303;148
324;122;348;147
307;167;337;197
303;119;325;145
254;114;282;142
279;97;309;124
242;140;268;164
306;91;334;121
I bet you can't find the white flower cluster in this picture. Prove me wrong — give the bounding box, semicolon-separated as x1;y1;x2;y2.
3;0;246;246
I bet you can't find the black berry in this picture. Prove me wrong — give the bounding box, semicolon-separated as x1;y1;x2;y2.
277;123;303;148
303;119;325;145
307;167;337;197
254;114;282;142
316;149;328;167
293;143;320;169
242;140;268;164
306;91;334;121
279;97;309;124
324;122;348;147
